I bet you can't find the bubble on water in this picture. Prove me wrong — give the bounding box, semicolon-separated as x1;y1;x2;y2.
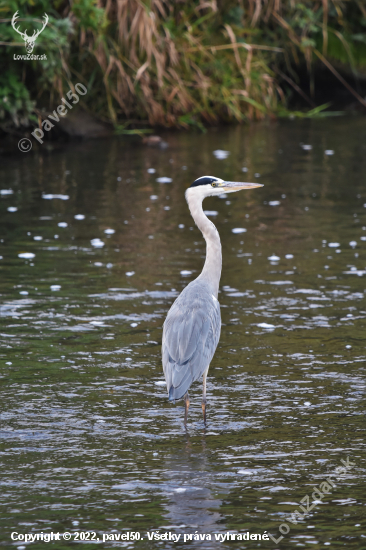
148;235;154;239
213;150;230;159
147;168;156;174
74;214;85;220
126;271;135;277
254;173;261;178
242;167;248;173
94;262;103;267
325;149;334;155
106;263;113;269
232;228;247;234
42;194;69;200
91;238;105;248
285;254;294;259
268;254;280;261
150;195;158;200
54;235;59;239
181;270;192;276
104;228;115;234
6;362;12;365
50;285;61;291
7;206;18;212
164;206;170;211
257;323;275;329
328;242;340;248
349;241;357;248
19;290;28;295
301;144;312;151
269;200;280;206
361;236;366;241
117;177;122;181
204;210;218;216
130;323;138;327
156;177;173;183
33;236;43;241
0;189;13;195
18;252;35;259
178;224;185;229
346;345;352;349
58;222;68;228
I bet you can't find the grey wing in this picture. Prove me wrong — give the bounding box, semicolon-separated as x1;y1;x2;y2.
162;293;221;401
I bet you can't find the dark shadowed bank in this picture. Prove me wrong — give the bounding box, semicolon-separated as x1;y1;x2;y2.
1;0;366;143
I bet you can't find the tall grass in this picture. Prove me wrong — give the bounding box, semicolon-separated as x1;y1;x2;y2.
1;0;366;130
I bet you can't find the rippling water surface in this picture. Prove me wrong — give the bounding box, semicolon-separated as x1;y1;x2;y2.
1;118;365;549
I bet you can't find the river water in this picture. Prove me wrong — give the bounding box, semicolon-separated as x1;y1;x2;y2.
0;118;365;549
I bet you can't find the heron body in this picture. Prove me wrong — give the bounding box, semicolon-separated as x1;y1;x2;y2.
162;175;262;423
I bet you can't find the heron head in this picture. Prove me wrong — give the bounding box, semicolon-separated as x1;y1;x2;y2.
187;176;263;198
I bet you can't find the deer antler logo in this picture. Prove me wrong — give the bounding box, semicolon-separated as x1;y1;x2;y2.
11;11;48;54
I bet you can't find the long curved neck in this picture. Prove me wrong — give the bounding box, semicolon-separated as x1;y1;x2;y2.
185;189;222;298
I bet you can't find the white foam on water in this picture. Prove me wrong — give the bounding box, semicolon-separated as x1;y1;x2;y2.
90;238;105;248
242;167;248;172
33;236;43;241
50;285;61;291
301;144;312;151
130;322;138;327
7;207;18;212
204;210;218;216
180;270;192;276
232;228;247;234
42;194;69;200
257;323;275;329
104;229;115;234
268;254;280;261
154;381;166;386
328;242;340;248
178;224;184;229
285;254;294;259
164;206;170;211
325;149;334;155
147;168;156;174
19;291;28;295
18;252;35;259
349;241;357;248
150;195;158;200
0;189;13;195
156;177;172;183
213;149;230;159
74;214;85;220
126;271;135;277
269;200;280;206
58;222;68;228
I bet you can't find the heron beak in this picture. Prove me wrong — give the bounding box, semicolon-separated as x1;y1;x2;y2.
222;181;264;191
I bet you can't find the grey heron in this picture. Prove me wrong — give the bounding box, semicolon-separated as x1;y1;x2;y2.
162;176;263;424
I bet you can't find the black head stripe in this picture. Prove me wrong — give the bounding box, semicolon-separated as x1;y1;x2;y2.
190;176;218;188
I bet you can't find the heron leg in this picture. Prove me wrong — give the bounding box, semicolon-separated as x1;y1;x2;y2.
184;392;190;425
202;371;207;423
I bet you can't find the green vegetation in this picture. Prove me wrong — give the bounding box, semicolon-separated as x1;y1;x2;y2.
1;0;366;132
